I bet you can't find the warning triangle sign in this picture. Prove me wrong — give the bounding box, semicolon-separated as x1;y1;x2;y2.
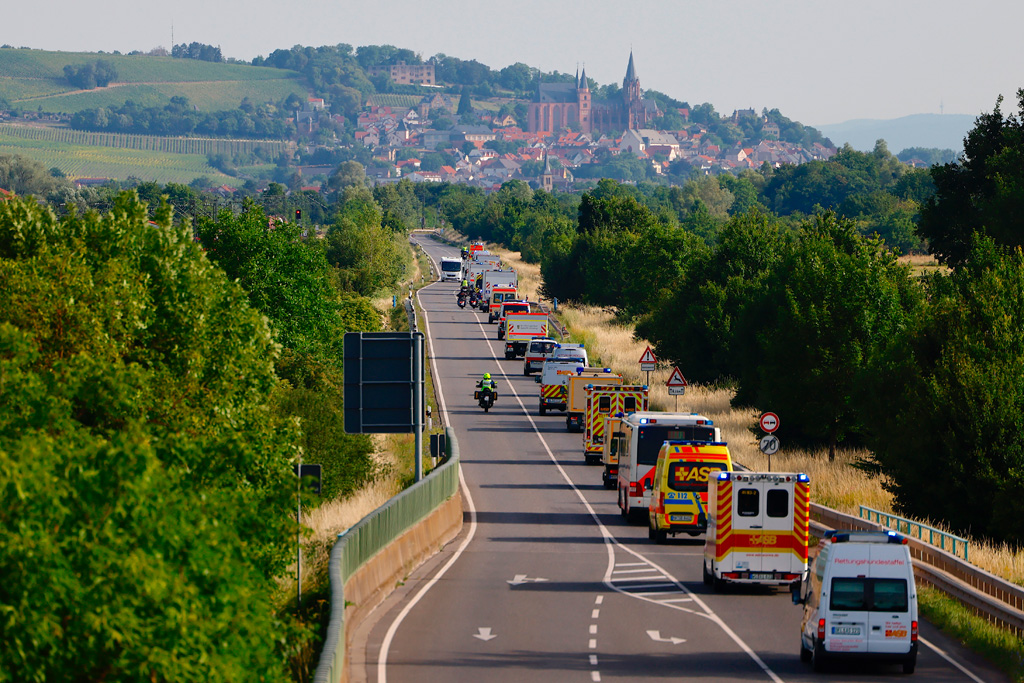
666;366;688;387
639;346;657;364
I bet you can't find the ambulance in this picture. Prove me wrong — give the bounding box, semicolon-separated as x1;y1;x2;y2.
523;337;558;376
486;286;519;320
495;301;531;339
536;357;588;416
703;471;810;588
793;531;918;674
481;271;519;314
601;415;624;489
615;412;720;523
583;384;648;464
565;370;622;433
647;441;732;541
504;313;549;359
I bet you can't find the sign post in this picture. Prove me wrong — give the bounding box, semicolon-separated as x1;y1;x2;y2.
666;366;687;410
758;412;780;469
639;346;657;387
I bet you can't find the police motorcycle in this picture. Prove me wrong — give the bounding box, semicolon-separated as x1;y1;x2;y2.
475;374;498;413
457;291;467;308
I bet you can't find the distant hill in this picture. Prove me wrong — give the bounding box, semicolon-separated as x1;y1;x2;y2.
0;48;309;114
814;113;977;155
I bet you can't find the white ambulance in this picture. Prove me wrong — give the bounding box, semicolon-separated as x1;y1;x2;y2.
703;472;810;589
793;530;918;674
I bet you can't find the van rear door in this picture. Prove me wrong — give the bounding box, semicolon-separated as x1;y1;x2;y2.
865;546;913;655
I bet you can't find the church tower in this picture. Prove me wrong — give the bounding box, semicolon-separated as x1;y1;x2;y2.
577;65;592;135
623;51;644;129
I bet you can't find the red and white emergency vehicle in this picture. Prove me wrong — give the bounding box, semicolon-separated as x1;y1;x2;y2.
703;471;810;589
615;412;720;522
523;337;558;376
504;312;549;359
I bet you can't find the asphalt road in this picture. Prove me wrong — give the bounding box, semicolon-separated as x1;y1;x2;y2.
353;234;1006;683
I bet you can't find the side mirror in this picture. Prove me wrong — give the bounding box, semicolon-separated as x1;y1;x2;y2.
535;376;541;383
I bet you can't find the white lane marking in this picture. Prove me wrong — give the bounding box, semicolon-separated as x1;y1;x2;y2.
377;243;478;683
507;574;549;586
647;630;686;645
591;609;600;619
591;672;601;682
595;595;604;605
478;323;786;683
589;654;598;666
614;562;648;567
613;567;663;574
588;639;597;649
473;627;497;642
919;637;987;683
589;624;598;634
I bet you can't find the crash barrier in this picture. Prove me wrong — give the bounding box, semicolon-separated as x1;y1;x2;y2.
859;505;969;562
811;504;1024;638
534;301;568;340
313;429;463;683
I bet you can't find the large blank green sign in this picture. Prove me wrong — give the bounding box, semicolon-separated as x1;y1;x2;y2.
344;332;424;433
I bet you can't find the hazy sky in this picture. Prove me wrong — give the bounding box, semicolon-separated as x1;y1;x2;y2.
5;0;1023;126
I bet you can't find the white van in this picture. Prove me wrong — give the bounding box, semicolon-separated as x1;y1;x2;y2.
794;530;918;674
439;257;462;281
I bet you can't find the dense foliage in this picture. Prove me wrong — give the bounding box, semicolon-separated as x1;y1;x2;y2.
63;60;117;89
918;90;1024;266
0;193;301;681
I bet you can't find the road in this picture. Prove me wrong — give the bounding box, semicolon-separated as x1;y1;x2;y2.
352;234;1005;683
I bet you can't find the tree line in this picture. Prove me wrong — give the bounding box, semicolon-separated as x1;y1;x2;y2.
0;162;415;678
424;94;1024;545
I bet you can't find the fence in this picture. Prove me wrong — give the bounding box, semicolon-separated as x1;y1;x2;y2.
811;503;1024;638
859;505;969;562
313;428;461;683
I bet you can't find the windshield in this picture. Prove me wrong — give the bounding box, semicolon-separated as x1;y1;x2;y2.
441;260;461;272
636;425;717;465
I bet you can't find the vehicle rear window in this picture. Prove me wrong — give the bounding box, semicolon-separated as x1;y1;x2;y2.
598;396;611;412
504;304;529;315
667;461;726;492
623;396;637;412
829;578;908;612
737;488;759;516
636;426;716;465
766;489;790;518
530;341;556;354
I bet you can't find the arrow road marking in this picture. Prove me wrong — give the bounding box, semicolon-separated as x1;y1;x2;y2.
647;630;686;645
473;627;497;641
507;573;549;586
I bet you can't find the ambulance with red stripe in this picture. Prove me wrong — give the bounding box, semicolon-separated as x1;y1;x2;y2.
647;441;732;541
702;471;810;589
615;412;720;522
583;385;648;466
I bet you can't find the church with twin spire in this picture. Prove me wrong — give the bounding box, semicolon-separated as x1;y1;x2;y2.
526;51;660;136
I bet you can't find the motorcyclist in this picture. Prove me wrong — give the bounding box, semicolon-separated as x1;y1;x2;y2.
476;373;498;393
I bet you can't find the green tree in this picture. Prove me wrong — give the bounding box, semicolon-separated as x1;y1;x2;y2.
918;91;1024;266
863;236;1024;542
733;212;922;458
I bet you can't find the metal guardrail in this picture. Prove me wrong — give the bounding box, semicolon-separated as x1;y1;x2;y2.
811;503;1024;638
859;505;969;561
313;428;461;683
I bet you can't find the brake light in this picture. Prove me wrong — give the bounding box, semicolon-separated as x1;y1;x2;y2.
655;493;664;514
910;621;918;642
633;481;644;496
817;618;826;641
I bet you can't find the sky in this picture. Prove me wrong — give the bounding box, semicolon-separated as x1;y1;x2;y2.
5;0;1024;126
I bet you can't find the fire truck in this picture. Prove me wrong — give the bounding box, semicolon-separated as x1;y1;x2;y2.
703;471;811;590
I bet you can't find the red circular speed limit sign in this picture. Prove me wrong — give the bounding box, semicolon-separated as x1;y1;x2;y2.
759;412;780;433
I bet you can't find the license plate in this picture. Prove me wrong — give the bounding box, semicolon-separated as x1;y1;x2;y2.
669;514;692;522
750;572;774;580
832;626;861;636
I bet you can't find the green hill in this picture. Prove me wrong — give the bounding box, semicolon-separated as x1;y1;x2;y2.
0;47;309;113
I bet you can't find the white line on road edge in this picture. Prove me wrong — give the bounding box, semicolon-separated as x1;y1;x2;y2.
377;242;478;683
476;318;786;683
919;637;987;683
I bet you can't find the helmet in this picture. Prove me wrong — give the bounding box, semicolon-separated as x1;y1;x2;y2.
483;373;491;379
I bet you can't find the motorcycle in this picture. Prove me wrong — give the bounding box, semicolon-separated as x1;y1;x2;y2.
469;292;480;308
457;292;467;308
474;386;497;412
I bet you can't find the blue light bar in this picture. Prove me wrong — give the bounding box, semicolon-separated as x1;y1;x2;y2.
717;472;730;481
797;473;810;483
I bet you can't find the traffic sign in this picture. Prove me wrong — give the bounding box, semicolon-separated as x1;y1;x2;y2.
759;412;780;433
639;346;657;371
668;386;686;396
666;367;688;387
759;435;780;455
